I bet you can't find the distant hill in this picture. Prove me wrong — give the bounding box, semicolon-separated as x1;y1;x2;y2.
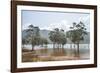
22;29;90;44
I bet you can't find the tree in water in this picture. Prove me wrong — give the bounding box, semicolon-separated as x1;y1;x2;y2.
40;37;49;54
69;21;87;57
49;30;56;53
49;28;67;56
58;29;67;55
26;24;40;51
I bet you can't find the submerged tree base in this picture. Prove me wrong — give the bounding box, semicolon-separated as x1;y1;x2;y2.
22;48;90;62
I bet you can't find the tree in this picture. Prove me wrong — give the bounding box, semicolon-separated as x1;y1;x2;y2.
49;30;56;50
69;21;87;57
43;39;48;48
60;29;67;48
40;37;48;48
58;29;67;54
49;28;67;55
42;38;48;54
26;24;40;51
66;31;72;48
54;28;60;49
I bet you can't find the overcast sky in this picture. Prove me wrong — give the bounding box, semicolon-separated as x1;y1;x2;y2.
22;10;90;32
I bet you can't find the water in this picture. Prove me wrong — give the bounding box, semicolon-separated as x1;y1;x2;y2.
23;44;90;50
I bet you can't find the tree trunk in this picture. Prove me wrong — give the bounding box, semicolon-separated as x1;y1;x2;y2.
62;44;65;55
74;43;76;56
32;45;34;51
58;44;61;53
62;44;63;50
32;36;34;51
53;42;55;54
77;43;80;58
53;42;55;49
45;44;48;54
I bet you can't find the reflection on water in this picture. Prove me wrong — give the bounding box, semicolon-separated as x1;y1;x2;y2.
23;44;90;50
22;44;90;62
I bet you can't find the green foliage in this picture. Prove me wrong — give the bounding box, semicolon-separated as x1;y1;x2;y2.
67;21;87;44
49;28;67;45
39;37;48;46
25;24;41;50
49;28;67;51
23;24;49;50
67;21;88;57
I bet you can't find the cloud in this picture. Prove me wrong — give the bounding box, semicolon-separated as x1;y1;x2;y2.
23;20;73;32
40;26;52;31
61;20;70;31
47;20;70;31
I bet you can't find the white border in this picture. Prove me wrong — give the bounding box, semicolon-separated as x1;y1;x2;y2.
17;5;94;68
